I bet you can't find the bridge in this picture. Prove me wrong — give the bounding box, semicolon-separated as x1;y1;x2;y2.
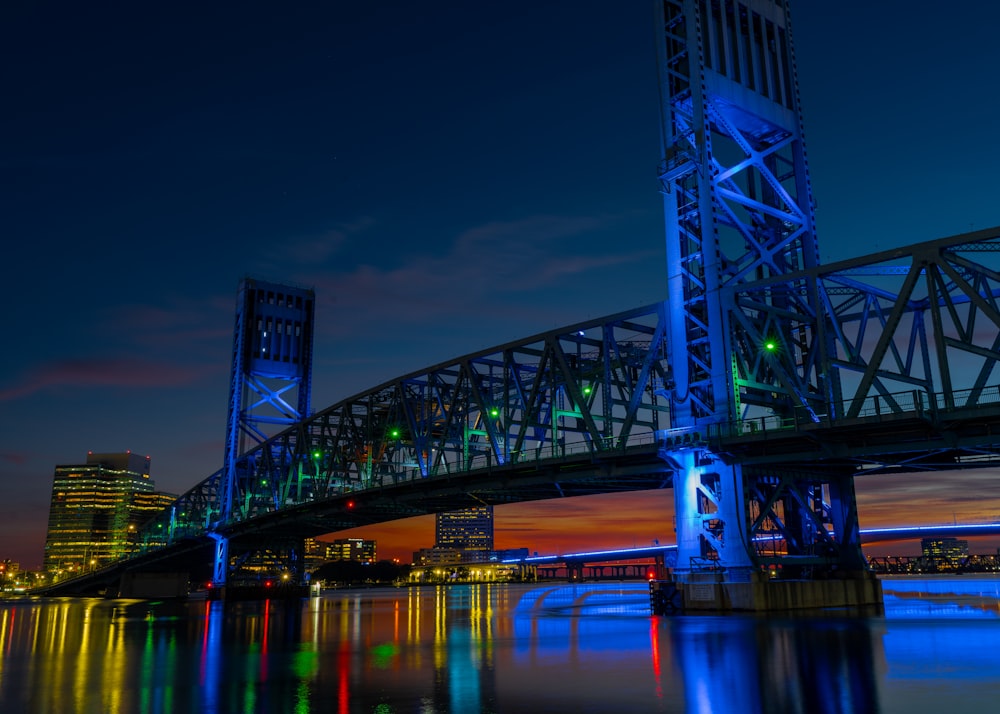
504;522;1000;572
36;1;1000;609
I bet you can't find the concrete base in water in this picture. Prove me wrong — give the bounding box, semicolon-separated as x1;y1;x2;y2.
677;571;883;612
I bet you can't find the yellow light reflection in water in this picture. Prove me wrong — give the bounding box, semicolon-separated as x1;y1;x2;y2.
434;586;447;671
407;587;422;670
101;606;130;713
0;608;11;689
139;609;154;714
72;601;97;714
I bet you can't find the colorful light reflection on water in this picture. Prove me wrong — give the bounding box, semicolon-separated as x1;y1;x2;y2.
0;577;998;713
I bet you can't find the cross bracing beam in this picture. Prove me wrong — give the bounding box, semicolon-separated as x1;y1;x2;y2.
728;226;1000;423
128;226;1000;573
134;304;677;547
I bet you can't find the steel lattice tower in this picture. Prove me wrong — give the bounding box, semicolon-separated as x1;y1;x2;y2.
655;0;871;594
212;278;316;586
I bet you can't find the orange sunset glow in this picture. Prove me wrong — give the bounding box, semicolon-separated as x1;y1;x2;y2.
335;469;1000;563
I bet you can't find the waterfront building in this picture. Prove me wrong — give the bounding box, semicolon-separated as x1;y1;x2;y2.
0;560;17;593
435;506;493;551
412;506;523;578
408;548;532;583
303;537;326;571
325;538;377;564
921;537;969;560
412;546;529;567
42;451;176;574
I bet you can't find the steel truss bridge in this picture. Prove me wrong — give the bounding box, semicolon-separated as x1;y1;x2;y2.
40;226;1000;596
37;2;1000;599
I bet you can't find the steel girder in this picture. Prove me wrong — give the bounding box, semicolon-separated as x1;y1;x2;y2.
114;227;1000;576
656;0;835;575
727;226;1000;425
135;304;675;550
657;0;820;427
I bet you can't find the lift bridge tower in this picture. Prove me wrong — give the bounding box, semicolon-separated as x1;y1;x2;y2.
212;278;316;587
654;1;880;608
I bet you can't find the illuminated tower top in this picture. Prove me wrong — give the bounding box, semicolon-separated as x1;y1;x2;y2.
657;0;822;427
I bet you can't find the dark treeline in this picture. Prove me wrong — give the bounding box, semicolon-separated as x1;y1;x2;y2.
312;559;410;586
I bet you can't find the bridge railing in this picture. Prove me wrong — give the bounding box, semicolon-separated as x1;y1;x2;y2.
464;431;660;472
705;382;1000;441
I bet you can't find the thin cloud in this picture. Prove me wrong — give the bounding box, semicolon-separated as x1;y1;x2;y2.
261;217;376;268
0;358;216;402
302;213;655;333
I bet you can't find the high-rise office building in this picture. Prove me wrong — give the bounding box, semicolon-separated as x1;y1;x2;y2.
921;537;969;560
43;451;175;573
435;506;494;551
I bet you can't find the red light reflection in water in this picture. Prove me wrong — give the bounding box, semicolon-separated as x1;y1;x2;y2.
200;600;211;685
650;616;663;699
338;641;351;714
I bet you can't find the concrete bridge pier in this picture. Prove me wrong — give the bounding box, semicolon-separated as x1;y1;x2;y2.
677;570;883;612
566;561;584;582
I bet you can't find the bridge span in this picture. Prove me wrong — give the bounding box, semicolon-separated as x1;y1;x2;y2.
34;2;1000;609
511;522;1000;567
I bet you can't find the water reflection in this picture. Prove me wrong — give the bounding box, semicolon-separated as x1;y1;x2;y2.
670;616;883;714
0;579;998;712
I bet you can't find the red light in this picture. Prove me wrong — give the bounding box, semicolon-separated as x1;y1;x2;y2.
265;581;272;587
347;500;355;509
647;571;655;580
206;582;213;589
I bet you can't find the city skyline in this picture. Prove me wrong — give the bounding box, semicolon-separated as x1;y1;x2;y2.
4;2;1000;569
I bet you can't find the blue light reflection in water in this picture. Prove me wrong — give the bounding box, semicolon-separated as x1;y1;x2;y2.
0;577;997;713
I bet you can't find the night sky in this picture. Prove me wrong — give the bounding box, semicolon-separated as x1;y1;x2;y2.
4;1;1000;569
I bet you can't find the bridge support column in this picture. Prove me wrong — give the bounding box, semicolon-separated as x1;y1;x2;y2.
209;532;229;592
671;450;752;579
667;450;881;612
653;554;668;580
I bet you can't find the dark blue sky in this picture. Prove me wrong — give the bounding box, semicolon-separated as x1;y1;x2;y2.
3;1;1000;568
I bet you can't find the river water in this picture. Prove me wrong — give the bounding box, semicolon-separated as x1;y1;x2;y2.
1;576;998;713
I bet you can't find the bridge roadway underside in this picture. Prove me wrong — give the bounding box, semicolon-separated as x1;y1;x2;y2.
712;403;1000;475
41;403;1000;598
39;445;673;597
